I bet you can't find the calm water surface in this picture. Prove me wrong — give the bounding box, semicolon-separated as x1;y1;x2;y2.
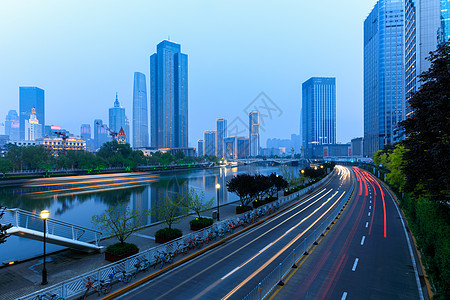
0;164;302;262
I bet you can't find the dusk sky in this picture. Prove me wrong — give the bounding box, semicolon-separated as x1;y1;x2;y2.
0;0;377;147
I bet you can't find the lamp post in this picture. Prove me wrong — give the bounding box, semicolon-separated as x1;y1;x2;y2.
40;210;50;285
215;184;220;221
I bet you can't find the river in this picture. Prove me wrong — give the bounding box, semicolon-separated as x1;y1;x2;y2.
0;163;303;262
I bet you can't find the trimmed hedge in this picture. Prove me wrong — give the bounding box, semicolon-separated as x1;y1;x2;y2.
189;217;214;228
155;227;182;240
105;242;138;256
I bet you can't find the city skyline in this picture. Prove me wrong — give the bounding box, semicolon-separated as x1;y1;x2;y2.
0;1;376;147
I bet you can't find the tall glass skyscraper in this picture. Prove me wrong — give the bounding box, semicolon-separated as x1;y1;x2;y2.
364;0;405;157
301;77;336;158
249;112;260;156
5;110;19;140
19;87;44;140
109;93;127;142
150;40;188;149
204;131;216;156
133;72;149;148
216;118;227;159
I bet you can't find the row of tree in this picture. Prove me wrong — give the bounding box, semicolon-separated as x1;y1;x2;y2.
226;173;289;208
372;43;449;299
0;140;219;177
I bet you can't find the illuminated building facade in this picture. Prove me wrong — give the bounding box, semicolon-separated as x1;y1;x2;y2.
42;137;86;154
249;112;260;156
24;108;42;141
19;87;45;140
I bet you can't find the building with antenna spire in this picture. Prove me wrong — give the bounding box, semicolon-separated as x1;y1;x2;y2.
109;93;128;143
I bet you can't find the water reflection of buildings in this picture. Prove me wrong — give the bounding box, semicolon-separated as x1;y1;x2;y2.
131;186;150;225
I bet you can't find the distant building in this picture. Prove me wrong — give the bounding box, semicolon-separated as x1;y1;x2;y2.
19;87;45;140
216;118;227;159
302;77;336;158
197;139;205;157
42;137;86;154
351;137;364;157
204;131;216;156
224;136;237;159
24;108;42;141
94;119;109;150
133;72;149;148
364;1;405;157
260;148;282;157
237;137;250;158
109;93;128;143
117;127;126;144
150;40;188;149
249;112;260;156
80;124;94;151
158;147;196;157
312;143;351;158
5;110;19;141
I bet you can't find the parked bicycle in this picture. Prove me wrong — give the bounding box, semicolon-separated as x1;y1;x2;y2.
82;276;112;300
108;267;132;283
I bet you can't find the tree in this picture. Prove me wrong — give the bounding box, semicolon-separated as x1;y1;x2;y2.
92;202;149;244
0;158;13;177
0;206;12;245
400;42;450;202
385;145;407;191
227;174;254;207
269;173;288;196
185;188;214;218
153;193;188;230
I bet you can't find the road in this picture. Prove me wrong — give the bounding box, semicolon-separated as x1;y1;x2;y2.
111;166;354;299
270;167;426;300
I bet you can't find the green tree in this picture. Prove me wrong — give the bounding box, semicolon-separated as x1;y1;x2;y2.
0;158;13;177
153;193;188;230
400;42;450;202
385;145;407;191
92;202;149;244
226;174;254;207
185;188;214;218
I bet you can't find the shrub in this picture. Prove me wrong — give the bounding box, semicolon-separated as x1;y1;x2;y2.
105;242;138;256
189;217;214;227
155;227;183;240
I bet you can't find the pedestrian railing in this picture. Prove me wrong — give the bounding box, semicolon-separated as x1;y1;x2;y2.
16;171;335;300
242;170;356;300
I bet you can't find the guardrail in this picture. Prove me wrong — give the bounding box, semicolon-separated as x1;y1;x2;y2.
3;208;102;247
242;169;355;300
16;171;335;300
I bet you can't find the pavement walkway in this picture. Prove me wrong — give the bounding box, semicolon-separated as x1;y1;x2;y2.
0;197;270;300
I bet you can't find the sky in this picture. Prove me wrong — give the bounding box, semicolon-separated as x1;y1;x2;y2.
0;0;377;147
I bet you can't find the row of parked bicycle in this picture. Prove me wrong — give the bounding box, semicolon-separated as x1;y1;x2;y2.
30;201;282;300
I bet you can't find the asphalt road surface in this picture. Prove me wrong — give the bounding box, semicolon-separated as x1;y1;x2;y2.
113;166;354;299
270;167;426;300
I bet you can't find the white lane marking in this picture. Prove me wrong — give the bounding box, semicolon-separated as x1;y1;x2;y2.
352;258;359;271
361;236;366;245
221;266;240;280
368;212;371;217
365;222;369;228
259;242;274;253
341;292;348;300
133;233;155;240
369;206;372;210
370;200;372;204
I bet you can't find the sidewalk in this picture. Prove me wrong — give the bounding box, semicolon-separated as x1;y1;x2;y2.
0;199;257;300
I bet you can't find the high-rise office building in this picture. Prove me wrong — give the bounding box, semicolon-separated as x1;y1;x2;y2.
204;131;216;156
133;72;149;148
5;110;19;140
197;139;204;157
109;93;127;143
302;77;336;158
94;119;109;150
24;108;42;141
237;137;250;158
224;136;237;159
216;119;227;159
80;124;93;151
249;112;260;156
19;87;44;140
364;1;405;157
150;40;188;149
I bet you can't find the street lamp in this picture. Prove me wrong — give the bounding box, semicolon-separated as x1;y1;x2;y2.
215;184;220;221
301;169;305;174
40;210;50;285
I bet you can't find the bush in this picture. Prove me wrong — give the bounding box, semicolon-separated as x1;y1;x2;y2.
105;242;138;256
155;227;183;240
189;217;214;227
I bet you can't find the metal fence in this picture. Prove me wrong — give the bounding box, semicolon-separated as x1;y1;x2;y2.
16;172;334;300
243;171;355;300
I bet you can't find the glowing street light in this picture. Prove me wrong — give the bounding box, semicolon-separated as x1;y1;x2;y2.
215;184;221;221
40;210;50;285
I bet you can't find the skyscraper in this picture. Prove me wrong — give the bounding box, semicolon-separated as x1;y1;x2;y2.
94;119;109;150
249;112;260;156
204;131;216;156
24;108;42;141
109;93;127;142
197;139;204;157
302;77;336;158
19;87;44;140
364;1;405;156
216;119;227;159
133;72;149;148
150;40;188;149
5;110;19;140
